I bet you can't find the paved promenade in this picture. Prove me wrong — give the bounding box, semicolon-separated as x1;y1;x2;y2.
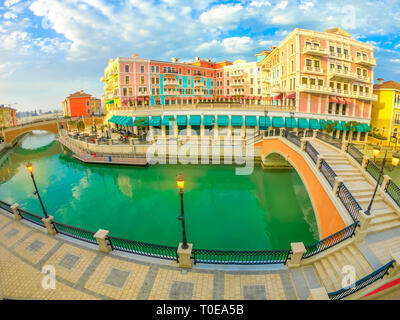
0;208;399;300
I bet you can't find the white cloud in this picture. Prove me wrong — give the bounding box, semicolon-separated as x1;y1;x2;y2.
3;12;17;19
4;0;21;7
390;59;400;63
222;36;254;54
200;4;245;30
276;1;288;9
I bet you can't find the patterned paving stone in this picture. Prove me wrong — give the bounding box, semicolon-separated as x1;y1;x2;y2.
291;268;310;300
26;239;45;253
0;222;31;248
58;253;81;270
104;267;131;289
5;228;19;239
242;284;267;300
168;281;195;300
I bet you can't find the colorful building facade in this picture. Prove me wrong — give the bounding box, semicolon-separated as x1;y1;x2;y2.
0;105;17;128
62;91;101;117
102;27;377;142
371;79;400;142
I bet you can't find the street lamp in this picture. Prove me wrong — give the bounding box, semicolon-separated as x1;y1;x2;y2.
91;113;97;138
365;146;400;215
26;163;48;218
176;173;188;249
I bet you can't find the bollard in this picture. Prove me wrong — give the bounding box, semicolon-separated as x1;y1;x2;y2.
287;242;306;268
42;216;58;236
94;229;113;253
177;243;193;269
10;203;22;221
355;210;375;243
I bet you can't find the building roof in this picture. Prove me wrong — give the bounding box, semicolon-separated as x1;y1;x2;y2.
374;80;400;91
67;90;92;99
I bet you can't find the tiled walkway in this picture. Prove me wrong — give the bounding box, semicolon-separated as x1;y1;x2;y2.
0;208;399;300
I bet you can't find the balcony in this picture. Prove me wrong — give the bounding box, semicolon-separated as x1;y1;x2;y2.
193;81;204;87
163;70;179;75
272;84;286;93
231;71;245;77
302;44;328;56
352;92;378;101
328;51;352;62
164;91;181;95
355;55;376;66
231;82;245;87
297;84;331;94
163;80;179;86
354;74;371;83
328;68;356;81
303;66;324;74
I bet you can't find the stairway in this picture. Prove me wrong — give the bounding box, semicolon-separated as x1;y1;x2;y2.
310;140;400;233
311;244;373;293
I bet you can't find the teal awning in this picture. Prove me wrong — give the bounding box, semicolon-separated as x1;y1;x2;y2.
134;117;149;126
298;118;309;129
245;116;257;127
259;117;271;129
108;116;117;123
320;119;328;129
355;124;366;132
162;116;175;126
285;117;298;128
272;117;284;128
176;115;187;126
334;121;344;131
189;115;201;126
105;100;114;105
342;121;350;131
203;115;215;126
231;115;243;126
362;123;372;132
217;115;229;126
150;116;161;126
309;119;321;130
114;116;123;125
120;117;131;126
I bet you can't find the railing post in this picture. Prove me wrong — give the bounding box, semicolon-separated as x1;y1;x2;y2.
355;210;375;243
42;216;58;236
287;242;306;268
279;128;285;137
308;288;330;300
10;203;23;221
387;250;400;278
361;155;369;171
313;130;318;138
333;176;344;195
300;138;307;151
94;229;113;253
108;139;112;146
341;141;349;153
317;155;324;171
381;174;391;191
177;242;193;269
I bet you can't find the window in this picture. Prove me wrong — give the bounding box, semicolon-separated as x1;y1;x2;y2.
156;66;159;73
188;69;191;75
141;76;145;84
125;76;130;84
314;60;320;68
125;65;129;72
363;69;367;77
179;68;182;74
337;47;341;54
227;80;230;86
123;88;127;96
302;77;308;85
151;66;155;73
140;65;145;73
250;78;254;85
344;49;348;56
163;67;167;73
129;88;133;96
306;59;312;67
330;46;334;52
305;41;311;47
310;78;316;85
318;79;324;86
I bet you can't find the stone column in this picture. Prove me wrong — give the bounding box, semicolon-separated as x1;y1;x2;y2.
333;176;344;195
177;243;193;269
381;174;391;191
341;141;349;153
42;216;58;235
287;242;306;268
355;210;375;243
10;203;22;221
279;128;285;137
308;288;330;300
313;129;318;138
361;155;369;170
300;138;307;151
94;229;113;253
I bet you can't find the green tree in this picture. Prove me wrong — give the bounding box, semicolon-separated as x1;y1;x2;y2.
76;120;85;132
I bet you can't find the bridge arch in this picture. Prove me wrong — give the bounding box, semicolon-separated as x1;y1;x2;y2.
261;138;346;239
3;120;67;144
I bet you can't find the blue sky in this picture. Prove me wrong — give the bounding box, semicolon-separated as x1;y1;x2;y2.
1;0;400;112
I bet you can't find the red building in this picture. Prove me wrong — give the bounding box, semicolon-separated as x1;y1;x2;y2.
62;91;100;117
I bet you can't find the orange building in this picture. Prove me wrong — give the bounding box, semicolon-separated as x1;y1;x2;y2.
62;91;100;117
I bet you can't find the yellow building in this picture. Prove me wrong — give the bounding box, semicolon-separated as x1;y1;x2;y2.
0;105;17;128
371;79;400;143
100;58;121;115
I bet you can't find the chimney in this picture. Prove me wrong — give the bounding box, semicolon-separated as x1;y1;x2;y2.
171;57;179;63
377;78;384;84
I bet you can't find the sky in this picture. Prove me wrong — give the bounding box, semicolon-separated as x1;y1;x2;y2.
1;0;400;112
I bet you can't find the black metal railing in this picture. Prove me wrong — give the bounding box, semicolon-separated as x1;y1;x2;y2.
53;221;97;244
283;130;301;148
192;248;291;265
316;131;342;150
328;260;395;300
337;183;362;222
305;129;314;138
305;141;319;164
0;200;13;213
320;159;337;188
108;236;178;261
347;143;364;165
385;179;400;208
303;222;358;258
366;160;383;185
19;209;46;227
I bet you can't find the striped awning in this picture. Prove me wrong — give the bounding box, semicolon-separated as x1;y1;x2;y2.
150;116;161;126
134;117;149;126
309;119;321;130
105;100;114;105
285;117;298;128
162;116;175;126
319;119;328;129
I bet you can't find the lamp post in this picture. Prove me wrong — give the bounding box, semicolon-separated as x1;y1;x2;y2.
176;173;188;249
365;146;400;215
91;113;97;138
26;163;48;218
289;111;295;133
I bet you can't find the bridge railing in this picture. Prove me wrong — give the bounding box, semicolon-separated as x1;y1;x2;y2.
336;183;362;222
320;159;337;188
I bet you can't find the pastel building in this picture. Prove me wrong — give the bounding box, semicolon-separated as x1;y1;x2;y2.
103;27;376;142
62;91;101;117
371;79;400;143
0;105;17;128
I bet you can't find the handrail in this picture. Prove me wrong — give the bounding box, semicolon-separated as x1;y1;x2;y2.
366;160;383;185
320;159;337;188
328;260;395;300
385;179;400;208
337;183;362;222
347;143;363;165
305;141;319;164
316;131;342;150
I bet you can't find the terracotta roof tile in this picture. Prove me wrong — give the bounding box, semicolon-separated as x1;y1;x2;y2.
374;80;400;91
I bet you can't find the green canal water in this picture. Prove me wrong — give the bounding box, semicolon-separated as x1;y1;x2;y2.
0;131;319;251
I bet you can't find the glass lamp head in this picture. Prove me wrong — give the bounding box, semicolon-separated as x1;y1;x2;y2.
372;145;381;158
26;163;33;174
392;153;400;167
176;173;185;190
